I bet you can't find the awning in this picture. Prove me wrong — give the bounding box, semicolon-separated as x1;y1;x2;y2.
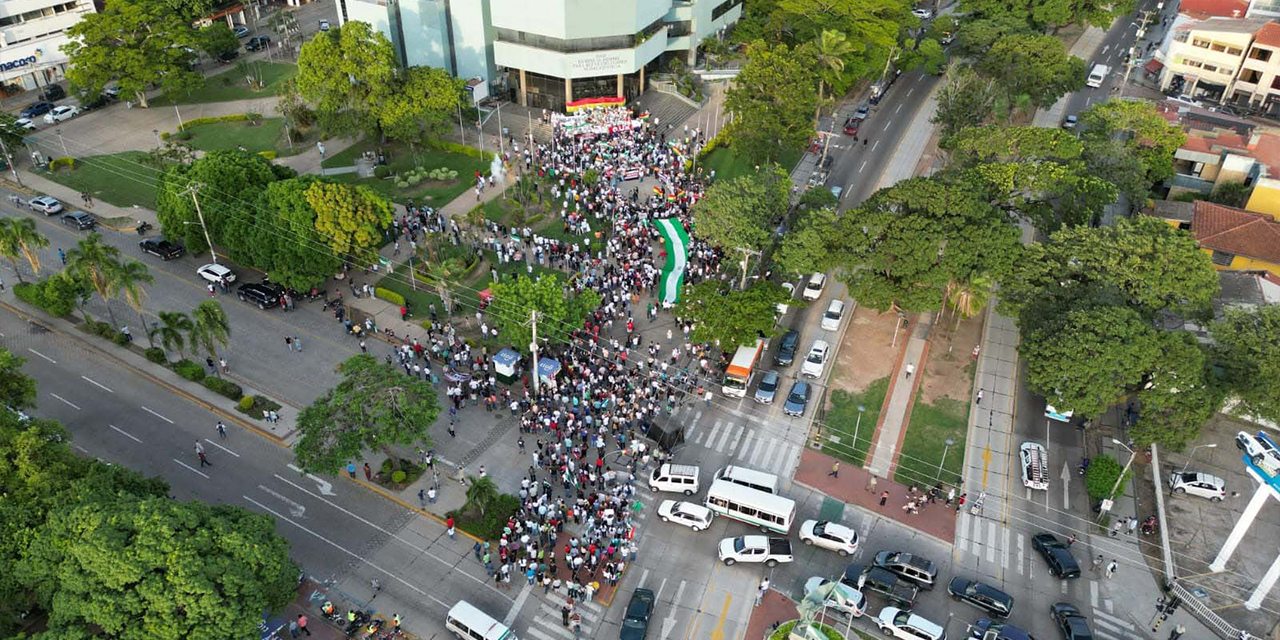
537;357;561;380
1144;59;1164;74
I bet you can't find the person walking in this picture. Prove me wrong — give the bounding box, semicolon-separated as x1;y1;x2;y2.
946;487;956;506
828;462;840;478
288;618;299;638
58;248;66;265
976;389;984;404
1127;517;1139;536
293;336;302;352
1105;559;1118;579
879;490;889;507
347;462;356;478
1168;624;1186;640
285;336;293;351
296;615;311;636
447;515;455;539
1111;518;1124;537
1066;534;1076;547
905;363;915;379
215;421;227;439
363;462;373;481
956;493;967;511
867;475;878;493
195;441;211;467
1092;555;1104;573
428;486;437;503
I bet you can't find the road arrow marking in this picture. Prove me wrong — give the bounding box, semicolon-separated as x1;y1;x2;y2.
287;464;336;495
660;580;686;640
1060;462;1072;510
259;484;306;518
981;446;992;489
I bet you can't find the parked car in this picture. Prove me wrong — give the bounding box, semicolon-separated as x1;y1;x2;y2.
20;102;55;119
754;370;780;404
1019;442;1048;490
801;339;830;378
853;104;869;120
799;520;859;556
1050;602;1093;640
774;329;800;366
874;607;944;640
1062;114;1078;129
947;577;1014;618
139;237;185;260
217;49;240;62
28;196;63;215
237;281;282;309
40;84;66;101
43;105;80;124
80;93;111;111
246;35;271;51
656;500;713;531
1032;533;1081;579
843;117;860;135
318;19;331;31
196;263;237;285
912;8;933;18
620;588;655;640
1168;471;1225;501
968;619;1036;640
60;211;96;230
802;577;866;618
11;118;37;131
873;551;938;589
1236;430;1280;476
783;381;810;417
233;25;251;37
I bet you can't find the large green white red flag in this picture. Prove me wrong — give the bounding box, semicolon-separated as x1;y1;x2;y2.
653;218;690;305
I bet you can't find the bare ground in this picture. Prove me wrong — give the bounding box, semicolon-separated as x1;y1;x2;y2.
827;304;905;400
917;309;983;404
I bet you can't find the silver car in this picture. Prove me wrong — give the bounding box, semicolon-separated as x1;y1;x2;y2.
754;370;780;404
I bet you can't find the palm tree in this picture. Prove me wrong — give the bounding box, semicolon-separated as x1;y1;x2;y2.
189;300;231;376
814;30;853;126
65;233;122;327
465;476;499;516
108;259;155;346
947;275;993;332
152;311;192;359
0;218;49;283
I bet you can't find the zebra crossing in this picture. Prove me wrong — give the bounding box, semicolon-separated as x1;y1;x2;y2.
520;590;607;640
680;411;803;479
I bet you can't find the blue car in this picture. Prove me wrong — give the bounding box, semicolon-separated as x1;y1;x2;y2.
783;381;810;417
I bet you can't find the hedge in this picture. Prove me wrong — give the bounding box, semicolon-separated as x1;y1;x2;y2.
447;493;521;540
375;287;406;306
172;359;206;382
202;376;244;400
428;140;494;163
13;279;78;317
176;114;250;132
258;150;277;160
145;347;168;364
49;157;76;171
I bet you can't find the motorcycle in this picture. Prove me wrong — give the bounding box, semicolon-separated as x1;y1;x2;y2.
1142;515;1158;536
135;220;152;235
343;611;371;637
1078;457;1090;476
305;287;326;301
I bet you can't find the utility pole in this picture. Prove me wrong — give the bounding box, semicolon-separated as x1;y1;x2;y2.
529;309;541;395
0;135;24;187
497;101;504;155
1120;9;1157;98
181;182;218;265
735;246;762;289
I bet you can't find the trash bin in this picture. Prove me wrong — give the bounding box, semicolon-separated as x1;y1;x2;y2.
502;126;510;137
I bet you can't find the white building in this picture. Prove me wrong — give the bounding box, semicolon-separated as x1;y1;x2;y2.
0;0;96;92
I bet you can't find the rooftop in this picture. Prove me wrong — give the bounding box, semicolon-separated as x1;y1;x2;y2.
1176;16;1272;35
1254;21;1280;47
1178;0;1249;19
1193;200;1280;263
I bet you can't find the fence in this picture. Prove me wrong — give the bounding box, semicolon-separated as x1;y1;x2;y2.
1168;580;1260;640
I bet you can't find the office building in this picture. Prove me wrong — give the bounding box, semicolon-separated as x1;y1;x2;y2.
0;0;96;93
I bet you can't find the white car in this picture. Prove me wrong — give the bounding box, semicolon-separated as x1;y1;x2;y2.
776;281;796;318
318;19;331;31
12;118;36;131
803;577;866;617
1236;431;1280;476
874;607;945;640
43;105;79;124
196;263;237;284
801;339;830;378
799;520;859;556
657;500;714;531
1019;441;1048;490
912;8;933;18
1168;471;1225;501
28;196;63;215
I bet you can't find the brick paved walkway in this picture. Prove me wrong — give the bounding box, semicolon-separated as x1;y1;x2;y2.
743;588;800;640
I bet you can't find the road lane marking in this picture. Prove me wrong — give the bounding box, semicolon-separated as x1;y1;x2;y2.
956;512;970;553
503;583;533;626
987;522;997;562
285;465;337;495
637;568;651;588
142;406;174;424
27;348;55;363
80;375;113;393
715;422;735;452
895;104;903;114
709;593;733;640
1001;525;1010;569
725;424;742;454
258;484;306;517
173;458;210;478
907;88;914;97
883;121;892;131
243;496;452;609
110;424;142;443
49;393;80;410
981;446;992;488
871;140;880;152
205;438;240;457
1017;534;1025;575
859;160;868;173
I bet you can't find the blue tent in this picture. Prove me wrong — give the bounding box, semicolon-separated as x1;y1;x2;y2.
538;357;561;383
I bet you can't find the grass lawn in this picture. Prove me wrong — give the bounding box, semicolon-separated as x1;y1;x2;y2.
321;139;491;206
184;118;296;156
41;151;162;209
376;271;444;319
153;62;298;106
701;143;804;183
893;396;968;490
821;377;890;467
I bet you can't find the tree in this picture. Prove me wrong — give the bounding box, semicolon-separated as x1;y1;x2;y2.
256;176;343;289
1213;306;1280;425
276;79;316;129
978;33;1086;108
809;30;854;124
0;113;28;152
676;280;791;348
65;233;122;327
774;0;906;78
1084;454;1129;501
377;66;465;145
465;476;499;515
189;300;230;376
156;150;287;255
61;0;203;107
932;67;996;143
296;21;397;138
775;205;838;275
0;348;36;411
0;217;48;283
107;259;154;346
490;274;601;355
1131;331;1221;450
1080;100;1186;200
294;354;440;474
303;181;394;259
1203;181;1253;208
832;177;1021;312
692;165;790;253
198;22;239;59
153;311;192;359
899;39;947;75
954;13;1034;58
944;275;993;331
724;42;817;165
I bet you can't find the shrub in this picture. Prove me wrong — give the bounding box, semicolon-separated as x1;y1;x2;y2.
447;493;521;539
238;396;255;411
1085;455;1132;501
246;113;263;125
258;150;277;160
427;140;494;162
374;165;391;178
85;320;114;337
172;359;206;382
392;470;407;484
375;287;406;306
49;157;76;171
160;131;172;140
13;275;85;317
178;114;249;131
111;331;130;346
145;347;168;364
396;180;409;188
202;376;244;400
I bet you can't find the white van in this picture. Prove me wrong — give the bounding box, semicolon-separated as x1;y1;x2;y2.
649;463;701;495
446;601;517;640
802;272;826;301
1086;63;1110;88
715;465;780;494
821;299;846;331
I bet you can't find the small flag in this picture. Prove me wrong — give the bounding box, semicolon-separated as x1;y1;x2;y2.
653;186;664;196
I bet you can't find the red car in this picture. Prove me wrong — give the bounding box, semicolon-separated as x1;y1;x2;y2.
843;117;860;135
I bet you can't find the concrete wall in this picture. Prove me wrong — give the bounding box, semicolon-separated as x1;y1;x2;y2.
494;26;667;78
1245;178;1280;219
490;0;670;39
450;0;495;84
397;0;449;70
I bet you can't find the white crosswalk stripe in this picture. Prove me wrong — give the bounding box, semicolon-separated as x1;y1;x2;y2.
714;423;734;452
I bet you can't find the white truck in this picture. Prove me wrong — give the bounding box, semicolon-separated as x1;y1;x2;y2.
718;535;794;567
1086;64;1110;88
722;339;764;398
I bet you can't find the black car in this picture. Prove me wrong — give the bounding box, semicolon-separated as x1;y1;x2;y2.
841;564;918;608
1050;603;1092;640
873;551;938;589
61;211;96;230
20;102;55;118
968;619;1036;640
139;237;185;260
237;281;282;309
40;85;66;101
774;329;800;366
948;577;1013;618
620;588;655;640
246;35;271;51
218;49;240;62
1032;533;1081;579
81;93;111;111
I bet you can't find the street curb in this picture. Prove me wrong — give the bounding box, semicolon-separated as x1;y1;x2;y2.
792;477;955;546
341;474;484;544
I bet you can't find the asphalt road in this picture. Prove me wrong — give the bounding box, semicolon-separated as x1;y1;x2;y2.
1062;0;1174;122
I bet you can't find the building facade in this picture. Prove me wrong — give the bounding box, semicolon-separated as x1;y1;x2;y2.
337;0;495;88
0;0;96;93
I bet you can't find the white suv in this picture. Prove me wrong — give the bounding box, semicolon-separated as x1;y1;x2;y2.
874;607;944;640
799;520;859;556
1236;431;1280;476
801;339;830;378
1168;471;1225;501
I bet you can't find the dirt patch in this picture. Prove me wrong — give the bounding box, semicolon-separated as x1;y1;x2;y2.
917;310;982;404
828;305;905;398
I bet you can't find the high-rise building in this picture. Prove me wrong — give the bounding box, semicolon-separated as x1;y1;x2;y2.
0;0;96;93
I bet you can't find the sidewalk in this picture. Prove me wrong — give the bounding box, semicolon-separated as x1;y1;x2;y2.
10;171;151;230
742;588;800;640
795;448;957;544
866;313;934;479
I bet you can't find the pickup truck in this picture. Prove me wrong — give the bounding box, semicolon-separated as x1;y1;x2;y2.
840;565;918;608
718;536;794;567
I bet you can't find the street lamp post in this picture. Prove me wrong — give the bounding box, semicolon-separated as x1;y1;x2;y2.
1179;443;1218;475
853;404;866;457
1100;438;1137;520
937;438;955;482
153;129;161;147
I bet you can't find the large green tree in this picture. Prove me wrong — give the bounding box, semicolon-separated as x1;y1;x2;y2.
303;181;394;259
978;33;1086;108
1213;306;1280;425
65;233;123;327
0;217;48;283
832;177;1021;312
1079;100;1186;207
296;21;397;138
255;176;344;289
676;280;791;348
692;165;790;253
490;274;601;354
932;67;997;143
774;0;907;78
1130;331;1222;450
156;150;292;255
0;349;36;411
775;205;838;276
62;0;203;107
724;42;817;165
295;354;440;473
378;66;466;145
197;22;239;59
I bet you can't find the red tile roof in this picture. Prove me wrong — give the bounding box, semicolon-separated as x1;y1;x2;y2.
1179;0;1248;18
1256;21;1280;47
1193;201;1280;263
